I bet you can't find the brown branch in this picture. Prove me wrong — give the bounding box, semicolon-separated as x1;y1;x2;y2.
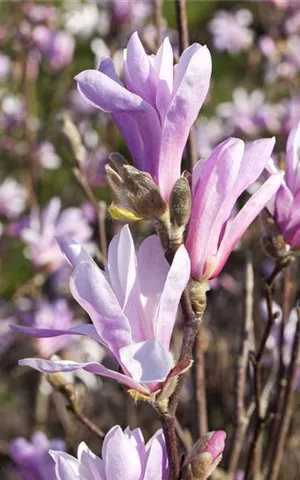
161;413;181;480
227;258;254;476
192;323;208;438
169;288;206;417
266;306;300;480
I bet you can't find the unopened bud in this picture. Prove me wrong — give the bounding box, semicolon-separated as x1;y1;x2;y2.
169;177;192;250
260;208;290;260
183;431;226;480
47;373;76;405
170;177;191;228
57;112;86;165
106;161;167;221
189;279;208;318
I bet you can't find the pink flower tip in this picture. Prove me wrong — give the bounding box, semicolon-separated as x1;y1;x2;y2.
205;430;226;460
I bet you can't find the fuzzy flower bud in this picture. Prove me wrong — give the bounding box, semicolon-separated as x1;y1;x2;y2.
57;112;86;165
183;431;226;480
106;155;168;222
169;176;192;249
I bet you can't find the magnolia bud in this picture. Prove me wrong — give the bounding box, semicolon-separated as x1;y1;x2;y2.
170;177;191;228
260;208;290;260
57;112;86;165
106;161;168;222
183;431;226;480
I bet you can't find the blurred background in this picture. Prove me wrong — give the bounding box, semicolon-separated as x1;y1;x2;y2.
0;1;299;478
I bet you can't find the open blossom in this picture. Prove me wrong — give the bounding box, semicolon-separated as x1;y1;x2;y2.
9;431;65;480
75;31;211;199
18;197;93;272
269;121;300;250
209;9;253;54
0;178;27;218
186;137;282;281
51;426;168;480
18;225;190;396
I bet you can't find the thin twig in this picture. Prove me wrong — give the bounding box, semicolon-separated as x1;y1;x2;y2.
48;375;105;440
174;0;197;170
227;258;254;476
266;307;300;480
169;288;206;417
192;323;208;438
244;264;281;479
154;0;163;49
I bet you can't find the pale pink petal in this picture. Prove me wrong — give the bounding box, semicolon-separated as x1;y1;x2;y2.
158;45;212;199
50;451;80;480
107;226;144;342
286;121;300;192
154;37;173;122
137;235;169;339
70;261;132;358
19;358;149;393
123;32;157;107
213;172;283;278
145;430;168;480
119;338;173;383
11;323;102;343
155;244;190;350
103;426;144;480
56;236;94;267
77;443;105;480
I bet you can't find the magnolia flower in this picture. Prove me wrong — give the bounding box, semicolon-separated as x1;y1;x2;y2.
50;426;168;480
0;178;27;218
270;122;300;250
209;9;253;54
9;431;65;480
18;225;190;397
18;197;93;272
186;137;282;281
75;31;211;199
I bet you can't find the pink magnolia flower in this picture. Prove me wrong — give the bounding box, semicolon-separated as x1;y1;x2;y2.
75;31;212;200
270;121;300;250
9;431;65;480
186;137;282;281
18;197;93;272
18;225;190;396
50;426;168;480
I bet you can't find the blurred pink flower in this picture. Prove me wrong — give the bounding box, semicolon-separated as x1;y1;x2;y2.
76;31;211;199
0;178;27;218
9;431;65;480
18;197;93;272
32;25;75;70
209;9;253;54
50;426;168;480
18;225;190;395
186;137;282;280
